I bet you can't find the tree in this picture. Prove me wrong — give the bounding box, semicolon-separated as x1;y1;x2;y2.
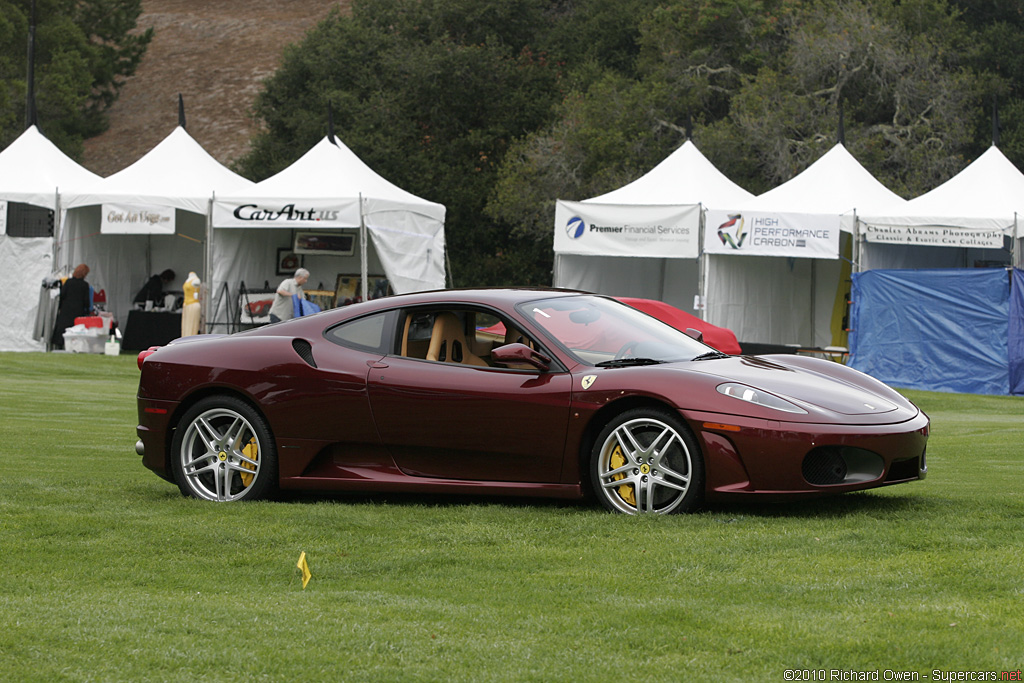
0;0;152;157
240;1;581;286
490;0;988;256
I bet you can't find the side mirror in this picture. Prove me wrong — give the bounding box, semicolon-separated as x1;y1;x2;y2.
685;327;704;344
491;342;551;371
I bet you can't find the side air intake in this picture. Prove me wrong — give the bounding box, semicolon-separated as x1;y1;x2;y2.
292;339;317;368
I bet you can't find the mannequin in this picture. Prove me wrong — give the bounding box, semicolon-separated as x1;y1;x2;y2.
181;272;201;337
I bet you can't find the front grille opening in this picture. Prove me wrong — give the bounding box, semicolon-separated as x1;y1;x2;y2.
292;338;317;368
802;446;884;486
885;455;922;482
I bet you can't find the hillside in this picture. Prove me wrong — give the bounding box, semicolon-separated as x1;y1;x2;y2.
80;0;348;177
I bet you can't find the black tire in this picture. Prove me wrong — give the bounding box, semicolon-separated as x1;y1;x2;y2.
590;407;704;514
170;395;278;502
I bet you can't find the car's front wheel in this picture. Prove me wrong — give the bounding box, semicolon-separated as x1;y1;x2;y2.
170;396;277;502
591;408;704;514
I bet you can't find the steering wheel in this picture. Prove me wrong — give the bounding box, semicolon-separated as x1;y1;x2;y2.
614;340;639;360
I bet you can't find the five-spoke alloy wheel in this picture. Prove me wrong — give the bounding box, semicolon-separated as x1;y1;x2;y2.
591;408;704;514
171;396;277;502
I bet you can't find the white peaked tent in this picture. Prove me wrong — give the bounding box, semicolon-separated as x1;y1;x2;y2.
858;145;1022;270
0;126;100;351
553;140;753;311
210;136;446;331
60;126;256;328
705;143;909;348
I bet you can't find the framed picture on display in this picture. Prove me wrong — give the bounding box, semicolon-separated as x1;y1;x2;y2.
238;289;276;325
335;274;360;306
276;248;303;276
294;231;355;256
334;274;393;306
305;290;337;311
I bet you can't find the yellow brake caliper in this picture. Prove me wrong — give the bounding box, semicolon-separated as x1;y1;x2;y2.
240;438;258;486
610;444;636;506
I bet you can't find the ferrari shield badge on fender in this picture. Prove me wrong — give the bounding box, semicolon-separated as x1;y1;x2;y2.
581;375;596;390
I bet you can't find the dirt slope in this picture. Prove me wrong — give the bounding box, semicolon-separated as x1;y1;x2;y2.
80;0;347;177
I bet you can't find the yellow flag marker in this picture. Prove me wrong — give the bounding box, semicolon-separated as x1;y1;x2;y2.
297;551;312;589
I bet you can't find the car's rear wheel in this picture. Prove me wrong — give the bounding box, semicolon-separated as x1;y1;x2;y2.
591;408;704;514
170;396;277;502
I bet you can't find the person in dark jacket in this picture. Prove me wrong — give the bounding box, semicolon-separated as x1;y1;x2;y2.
133;269;176;307
51;263;92;349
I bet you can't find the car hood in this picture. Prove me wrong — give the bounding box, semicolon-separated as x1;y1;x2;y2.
680;355;902;417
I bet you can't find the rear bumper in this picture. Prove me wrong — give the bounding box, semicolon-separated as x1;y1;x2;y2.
136;396;180;482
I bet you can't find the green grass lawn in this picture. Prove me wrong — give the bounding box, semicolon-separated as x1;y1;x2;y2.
1;352;1021;682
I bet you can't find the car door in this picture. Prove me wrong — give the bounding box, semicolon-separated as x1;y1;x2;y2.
366;306;573;483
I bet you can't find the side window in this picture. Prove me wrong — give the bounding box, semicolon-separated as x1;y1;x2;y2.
324;311;392;353
397;307;533;368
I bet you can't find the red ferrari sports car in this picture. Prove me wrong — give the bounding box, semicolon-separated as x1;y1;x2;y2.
135;289;928;514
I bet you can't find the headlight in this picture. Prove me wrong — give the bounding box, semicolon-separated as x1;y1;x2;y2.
716;382;807;414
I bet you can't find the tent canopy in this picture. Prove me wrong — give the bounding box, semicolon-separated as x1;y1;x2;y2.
212;136;447;300
860;145;1024;232
735;143;907;216
554;140;752;312
585;139;754;207
62;126;256;218
704;144;906;347
857;145;1023;270
60;126;255;327
0;126;100;351
0;125;100;211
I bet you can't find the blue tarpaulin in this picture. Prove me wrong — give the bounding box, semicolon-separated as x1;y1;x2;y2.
293;294;322;318
1010;268;1024;395
849;268;1010;395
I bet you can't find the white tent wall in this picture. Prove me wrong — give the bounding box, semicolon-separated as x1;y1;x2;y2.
63;206;207;326
553;254;699;311
362;200;446;294
704;229;852;349
208;228;386;334
0;235;52;351
0;126;102;351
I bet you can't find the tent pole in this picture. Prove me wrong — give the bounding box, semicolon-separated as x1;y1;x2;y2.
1015;212;1019;268
51;188;61;273
658;258;667;302
810;259;817;347
697;205;706;320
359;193;369;300
203;195;213;332
852;211;861;273
446;245;455;288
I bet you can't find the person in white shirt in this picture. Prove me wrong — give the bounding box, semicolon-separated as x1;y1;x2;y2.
269;267;310;323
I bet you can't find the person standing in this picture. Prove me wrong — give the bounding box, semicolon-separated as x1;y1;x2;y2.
269;267;309;323
51;263;92;349
133;268;176;308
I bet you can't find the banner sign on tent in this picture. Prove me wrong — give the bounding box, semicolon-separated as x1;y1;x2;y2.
860;223;1005;249
213;198;361;229
553;200;700;258
101;203;175;234
704;210;840;259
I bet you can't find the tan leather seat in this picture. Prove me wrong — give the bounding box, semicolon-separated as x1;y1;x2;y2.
426;312;488;366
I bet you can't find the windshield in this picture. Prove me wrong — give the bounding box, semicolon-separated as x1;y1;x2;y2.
517;295;715;366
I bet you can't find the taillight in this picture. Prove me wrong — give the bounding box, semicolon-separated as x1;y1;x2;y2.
137;346;160;370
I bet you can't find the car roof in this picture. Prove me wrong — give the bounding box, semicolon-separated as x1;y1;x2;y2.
348;287;588;313
238;288;591;338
